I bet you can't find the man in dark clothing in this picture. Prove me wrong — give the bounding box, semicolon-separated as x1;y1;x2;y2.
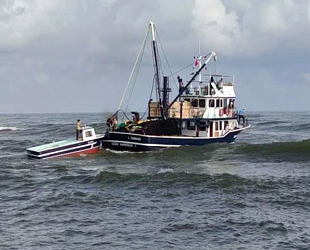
238;109;246;125
76;119;82;140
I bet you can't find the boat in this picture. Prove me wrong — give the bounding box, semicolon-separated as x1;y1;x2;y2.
102;22;250;151
27;126;104;159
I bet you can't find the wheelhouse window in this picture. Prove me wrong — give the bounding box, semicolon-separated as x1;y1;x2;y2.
215;122;219;131
199;99;206;108
224;98;228;108
187;121;196;130
215;99;223;108
199;121;207;131
85;131;93;137
229;99;235;108
209;99;215;108
192;99;198;107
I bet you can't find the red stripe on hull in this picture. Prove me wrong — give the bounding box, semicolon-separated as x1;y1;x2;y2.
65;147;100;157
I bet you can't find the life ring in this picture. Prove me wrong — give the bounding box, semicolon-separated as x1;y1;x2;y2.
219;109;224;116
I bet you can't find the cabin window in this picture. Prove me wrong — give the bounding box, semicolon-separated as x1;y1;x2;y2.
184;98;190;103
199;121;207;131
187;121;196;130
182;121;186;129
225;121;229;128
215;99;223;108
215;122;219;131
224;98;228;108
209;99;215;108
219;121;223;130
85;131;93;137
192;99;198;107
216;99;223;108
229;99;235;108
199;99;206;108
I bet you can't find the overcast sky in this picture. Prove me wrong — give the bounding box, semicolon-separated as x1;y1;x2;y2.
1;0;310;113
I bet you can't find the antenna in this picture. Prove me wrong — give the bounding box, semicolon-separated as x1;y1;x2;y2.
198;33;201;56
198;33;202;82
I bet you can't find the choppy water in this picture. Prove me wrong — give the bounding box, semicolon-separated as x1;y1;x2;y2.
1;112;310;249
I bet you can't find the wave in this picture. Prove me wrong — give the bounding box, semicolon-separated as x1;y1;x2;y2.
57;170;305;197
295;123;310;131
158;168;174;174
102;139;310;163
256;121;284;126
254;121;310;132
0;126;20;131
235;139;310;161
82;170;263;188
154;139;310;163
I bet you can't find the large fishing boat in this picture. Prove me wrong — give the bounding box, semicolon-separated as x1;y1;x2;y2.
102;22;250;151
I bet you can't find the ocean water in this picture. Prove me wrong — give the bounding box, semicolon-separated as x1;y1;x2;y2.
0;112;310;249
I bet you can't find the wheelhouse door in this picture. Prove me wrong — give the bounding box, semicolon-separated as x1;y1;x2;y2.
209;121;213;137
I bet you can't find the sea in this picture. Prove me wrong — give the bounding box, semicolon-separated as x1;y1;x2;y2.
0;111;310;249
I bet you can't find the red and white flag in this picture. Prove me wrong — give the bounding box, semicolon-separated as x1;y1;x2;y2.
195;58;199;66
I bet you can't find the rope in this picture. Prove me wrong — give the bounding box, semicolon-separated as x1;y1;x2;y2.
116;109;132;121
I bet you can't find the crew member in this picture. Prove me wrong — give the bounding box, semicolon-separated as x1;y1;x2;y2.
76;119;82;140
238;109;246;125
132;112;140;123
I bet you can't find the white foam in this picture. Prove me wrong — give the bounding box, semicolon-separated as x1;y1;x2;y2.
105;148;154;154
106;148;141;154
158;168;174;173
0;126;20;131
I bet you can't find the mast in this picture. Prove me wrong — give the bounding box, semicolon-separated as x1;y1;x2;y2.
150;22;164;119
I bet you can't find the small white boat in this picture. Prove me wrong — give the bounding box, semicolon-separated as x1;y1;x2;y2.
27;126;104;159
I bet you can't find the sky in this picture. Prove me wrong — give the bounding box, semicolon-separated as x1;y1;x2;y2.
1;0;310;113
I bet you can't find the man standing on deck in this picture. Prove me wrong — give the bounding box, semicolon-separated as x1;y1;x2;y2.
238;109;246;125
76;119;82;140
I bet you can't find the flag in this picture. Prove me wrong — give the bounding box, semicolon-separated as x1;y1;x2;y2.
195;58;199;66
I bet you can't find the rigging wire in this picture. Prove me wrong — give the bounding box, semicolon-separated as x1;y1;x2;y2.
118;26;150;112
141;74;156;120
117;109;132;121
213;56;217;82
155;30;178;90
169;61;194;77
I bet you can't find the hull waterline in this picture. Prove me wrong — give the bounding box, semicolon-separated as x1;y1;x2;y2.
102;126;249;152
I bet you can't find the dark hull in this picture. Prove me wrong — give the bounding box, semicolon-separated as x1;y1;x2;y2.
102;127;247;152
27;138;103;159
